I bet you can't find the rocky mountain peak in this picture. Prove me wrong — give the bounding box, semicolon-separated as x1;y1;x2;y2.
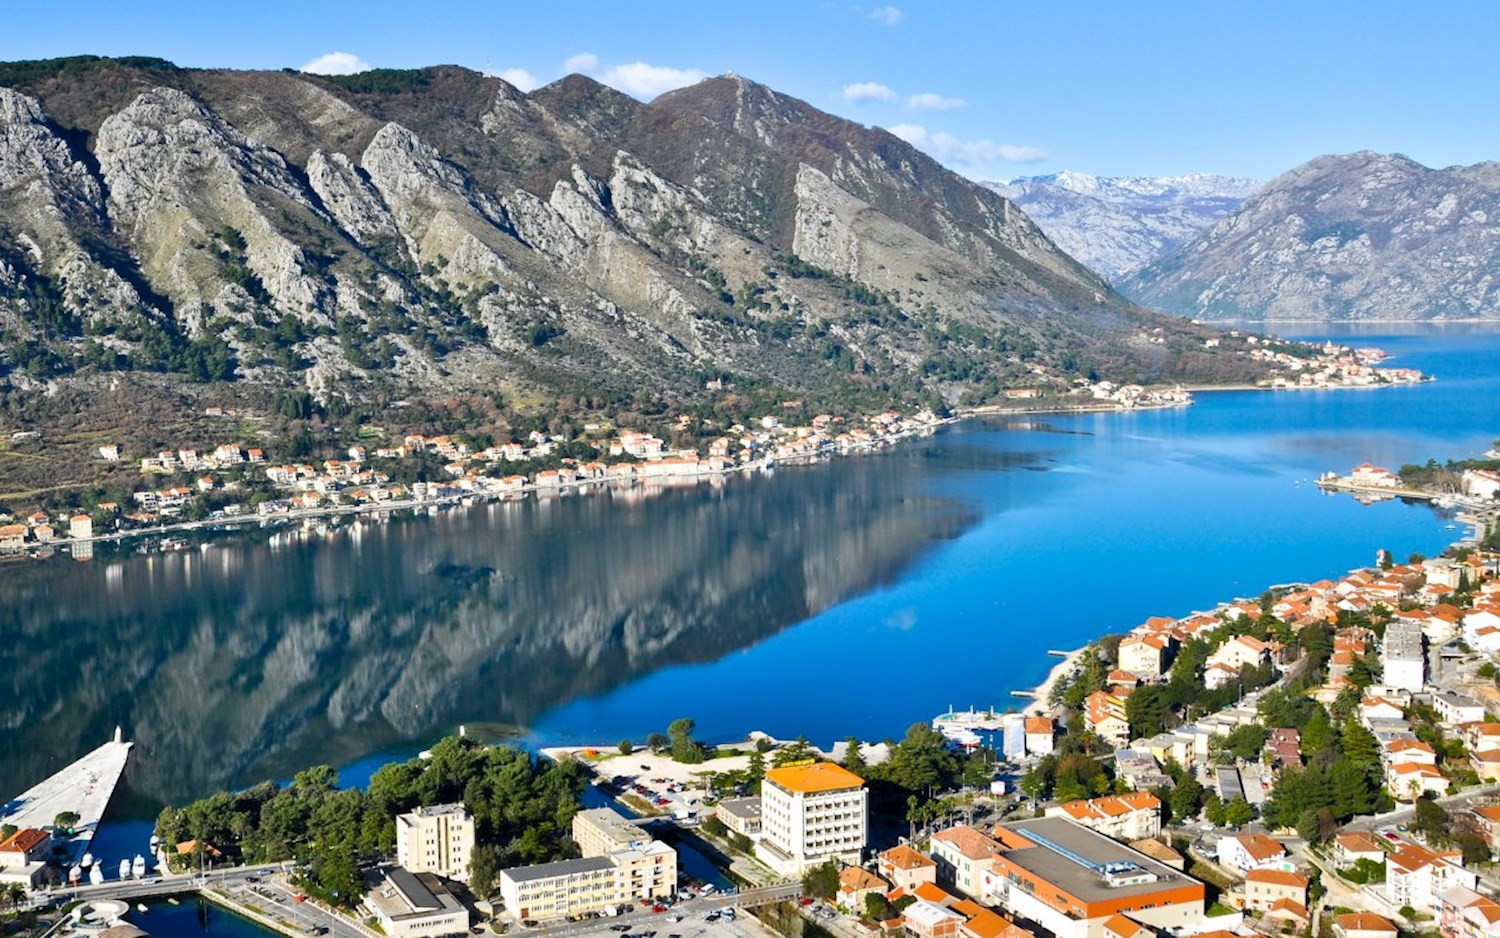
1123;151;1500;321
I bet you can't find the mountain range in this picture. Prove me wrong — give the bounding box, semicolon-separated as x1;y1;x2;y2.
1124;152;1500;321
985;172;1263;283
0;55;1250;446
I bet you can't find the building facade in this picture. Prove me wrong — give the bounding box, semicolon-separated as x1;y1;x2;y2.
756;762;868;876
395;803;475;882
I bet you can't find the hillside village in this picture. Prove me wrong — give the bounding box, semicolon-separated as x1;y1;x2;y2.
0;409;945;556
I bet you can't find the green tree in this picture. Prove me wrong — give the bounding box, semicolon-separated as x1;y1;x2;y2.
1223;724;1268;761
668;718;704;764
618;739;633;755
1411;798;1448;844
53;810;80;833
803;859;840;900
841;737;867;775
1223;796;1254;827
1203;793;1226;826
646;732;670;752
1126;685;1172;738
1170;775;1204;821
469;844;503;898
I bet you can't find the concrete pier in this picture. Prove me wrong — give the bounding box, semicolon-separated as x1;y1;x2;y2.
0;728;133;865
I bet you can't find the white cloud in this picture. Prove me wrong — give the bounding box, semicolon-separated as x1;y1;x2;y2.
563;52;600;74
906;91;966;110
886;123;1046;166
842;81;897;103
599;61;708;99
300;51;371;76
869;5;904;25
491;68;540;92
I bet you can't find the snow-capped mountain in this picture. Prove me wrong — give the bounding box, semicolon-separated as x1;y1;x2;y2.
985;172;1263;282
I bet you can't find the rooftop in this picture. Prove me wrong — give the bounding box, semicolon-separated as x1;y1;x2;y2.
764;761;865;794
500;855;615;884
993;818;1201;906
366;867;463;921
716;797;762;820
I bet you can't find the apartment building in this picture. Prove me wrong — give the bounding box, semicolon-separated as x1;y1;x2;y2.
395;803;475;882
756;762;868;876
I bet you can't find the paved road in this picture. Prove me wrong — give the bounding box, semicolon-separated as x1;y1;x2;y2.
525;884;801;938
1341;782;1500;831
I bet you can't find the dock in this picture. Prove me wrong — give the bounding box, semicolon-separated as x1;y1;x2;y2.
0;728;132;864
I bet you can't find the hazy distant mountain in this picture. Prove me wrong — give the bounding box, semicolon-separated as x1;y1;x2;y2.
0;55;1250;425
985;172;1262;282
1123;152;1500;321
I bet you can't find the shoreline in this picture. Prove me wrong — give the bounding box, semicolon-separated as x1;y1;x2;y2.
5;373;1432;565
1020;647;1090;717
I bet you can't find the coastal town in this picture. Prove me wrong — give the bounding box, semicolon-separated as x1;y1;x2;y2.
0;339;1429;562
6;465;1500;938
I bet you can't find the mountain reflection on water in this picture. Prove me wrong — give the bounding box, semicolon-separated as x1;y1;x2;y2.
1;444;1009;808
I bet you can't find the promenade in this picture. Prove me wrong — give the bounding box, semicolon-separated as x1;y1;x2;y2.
1;729;132;865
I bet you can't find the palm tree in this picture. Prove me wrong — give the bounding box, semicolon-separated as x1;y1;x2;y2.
1;882;27;912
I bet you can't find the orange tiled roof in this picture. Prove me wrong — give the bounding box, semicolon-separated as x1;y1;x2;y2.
1246;868;1309;889
764;761;864;793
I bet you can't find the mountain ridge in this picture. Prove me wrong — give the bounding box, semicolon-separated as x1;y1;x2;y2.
1122;151;1500;321
985;172;1262;283
0;57;1272;500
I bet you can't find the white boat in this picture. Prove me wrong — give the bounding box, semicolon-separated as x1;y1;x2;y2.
132;854;146;878
82;852;95;868
68;865;82;885
119;859;132;879
89;865;104;886
136;903;148;914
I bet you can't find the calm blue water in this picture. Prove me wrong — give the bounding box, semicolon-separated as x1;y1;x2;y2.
525;326;1499;746
10;325;1500;845
132;897;273;938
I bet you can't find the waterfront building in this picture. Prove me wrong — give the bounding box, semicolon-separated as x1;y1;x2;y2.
1045;792;1161;841
1118;635;1166;679
984;818;1205;938
1382;622;1426;692
0;828;50;889
363;867;469;938
395;803;475;882
755;762;867;876
1024;717;1055;756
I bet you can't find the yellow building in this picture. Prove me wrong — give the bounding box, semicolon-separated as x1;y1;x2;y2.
395;803;475;882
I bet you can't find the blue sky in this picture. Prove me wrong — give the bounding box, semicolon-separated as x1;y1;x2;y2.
2;0;1497;183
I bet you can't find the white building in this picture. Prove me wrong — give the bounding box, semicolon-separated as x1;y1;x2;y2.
395;803;475;882
1386;843;1476;913
755;762;868;876
1381;622;1425;693
1045;792;1162;841
364;867;469;938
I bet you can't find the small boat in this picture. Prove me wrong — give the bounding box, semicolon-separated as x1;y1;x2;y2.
89;865;104;886
168;898;180;905
132;854;146;878
120;859;132;879
149;835;161;849
136;903;148;914
83;852;95;868
68;865;82;885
